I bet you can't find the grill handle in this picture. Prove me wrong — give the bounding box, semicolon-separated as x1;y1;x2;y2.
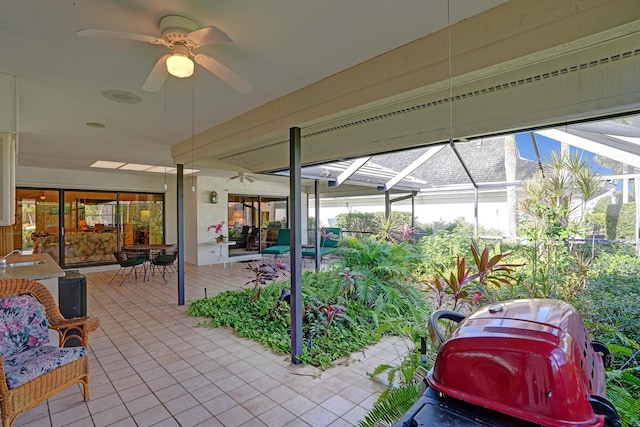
428;309;465;349
591;340;612;369
589;395;621;427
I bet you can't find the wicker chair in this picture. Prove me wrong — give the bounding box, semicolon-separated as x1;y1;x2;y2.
0;279;100;427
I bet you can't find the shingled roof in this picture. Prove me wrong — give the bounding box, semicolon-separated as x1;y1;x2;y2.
301;136;542;191
403;136;542;188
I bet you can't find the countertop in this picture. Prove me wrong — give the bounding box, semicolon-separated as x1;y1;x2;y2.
0;253;65;281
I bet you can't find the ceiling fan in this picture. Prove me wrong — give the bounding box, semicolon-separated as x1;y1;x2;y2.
229;172;256;183
77;15;252;94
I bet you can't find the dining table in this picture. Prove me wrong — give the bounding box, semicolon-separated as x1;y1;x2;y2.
121;243;175;253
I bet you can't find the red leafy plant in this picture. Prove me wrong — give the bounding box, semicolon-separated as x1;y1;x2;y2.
425;243;522;312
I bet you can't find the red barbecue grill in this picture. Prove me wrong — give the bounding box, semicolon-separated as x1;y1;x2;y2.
394;299;621;427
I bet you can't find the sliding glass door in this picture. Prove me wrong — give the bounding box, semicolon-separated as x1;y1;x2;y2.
62;191;118;267
118;192;164;247
16;188;165;268
227;194;287;257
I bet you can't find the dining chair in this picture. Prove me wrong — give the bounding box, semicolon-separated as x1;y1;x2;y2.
151;249;178;283
109;251;146;285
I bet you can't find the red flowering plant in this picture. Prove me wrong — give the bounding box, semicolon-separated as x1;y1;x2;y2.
207;221;226;240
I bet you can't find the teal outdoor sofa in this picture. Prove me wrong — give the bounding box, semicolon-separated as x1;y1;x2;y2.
302;227;341;260
261;228;291;256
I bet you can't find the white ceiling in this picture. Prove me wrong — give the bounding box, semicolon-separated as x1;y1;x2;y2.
2;0;639;183
0;0;506;176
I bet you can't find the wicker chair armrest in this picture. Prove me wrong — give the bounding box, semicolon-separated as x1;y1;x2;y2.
50;316;100;332
49;316;100;346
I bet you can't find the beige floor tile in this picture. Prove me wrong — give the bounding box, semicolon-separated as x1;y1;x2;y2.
228;383;261;404
341;405;370;426
241;394;278;416
86;392;124;414
216;405;255;427
92;404;131;427
320;395;356;417
283;420;312;427
132;404;172;427
257;405;298;427
125;394;163;415
163;393;200;415
281;394;317;417
173;405;214;427
9;263;401;427
202;393;239;416
239;417;269;427
299;405;338;427
50;403;91;427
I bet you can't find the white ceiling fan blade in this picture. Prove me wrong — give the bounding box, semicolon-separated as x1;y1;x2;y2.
193;54;252;94
187;26;233;46
76;29;165;45
142;55;169;92
246;176;255;183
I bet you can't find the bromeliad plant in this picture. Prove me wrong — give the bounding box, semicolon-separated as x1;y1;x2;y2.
424;243;521;311
332;267;366;303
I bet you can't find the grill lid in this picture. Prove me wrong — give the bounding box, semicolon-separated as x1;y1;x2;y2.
427;299;615;427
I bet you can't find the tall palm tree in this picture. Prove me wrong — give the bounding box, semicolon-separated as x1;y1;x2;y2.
504;135;519;238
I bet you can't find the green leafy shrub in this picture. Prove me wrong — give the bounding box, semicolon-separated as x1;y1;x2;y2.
582;252;640;344
188;278;381;369
606;368;640;427
336;237;424;314
417;230;474;278
606;203;636;240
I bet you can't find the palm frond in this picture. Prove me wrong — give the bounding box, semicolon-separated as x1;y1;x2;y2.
357;384;421;427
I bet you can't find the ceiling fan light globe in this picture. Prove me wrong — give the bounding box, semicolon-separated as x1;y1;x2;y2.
167;53;194;78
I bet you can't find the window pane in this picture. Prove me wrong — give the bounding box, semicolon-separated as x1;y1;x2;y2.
63;191;118;267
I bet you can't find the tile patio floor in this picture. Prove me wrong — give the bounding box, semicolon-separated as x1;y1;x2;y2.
15;260;408;427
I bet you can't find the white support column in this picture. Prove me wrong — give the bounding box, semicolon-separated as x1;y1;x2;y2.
0;74;16;226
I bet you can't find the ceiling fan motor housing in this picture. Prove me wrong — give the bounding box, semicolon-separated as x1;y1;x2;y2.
159;15;199;36
159;15;199;48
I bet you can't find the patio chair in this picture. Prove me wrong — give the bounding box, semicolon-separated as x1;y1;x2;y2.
0;278;100;427
109;251;146;285
261;228;291;257
302;227;342;260
151;249;178;283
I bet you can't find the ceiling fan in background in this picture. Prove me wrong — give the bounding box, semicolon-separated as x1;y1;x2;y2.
77;15;252;93
228;172;256;183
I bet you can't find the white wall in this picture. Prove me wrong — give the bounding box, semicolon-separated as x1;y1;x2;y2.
191;175;292;266
17;166;169;193
314;189;513;236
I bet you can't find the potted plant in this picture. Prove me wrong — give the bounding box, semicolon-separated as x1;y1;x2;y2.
207;221;226;243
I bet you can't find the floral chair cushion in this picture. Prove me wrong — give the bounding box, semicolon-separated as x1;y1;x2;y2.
0;295;50;358
4;345;87;389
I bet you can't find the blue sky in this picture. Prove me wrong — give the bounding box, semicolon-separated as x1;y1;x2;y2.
515;131;613;175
